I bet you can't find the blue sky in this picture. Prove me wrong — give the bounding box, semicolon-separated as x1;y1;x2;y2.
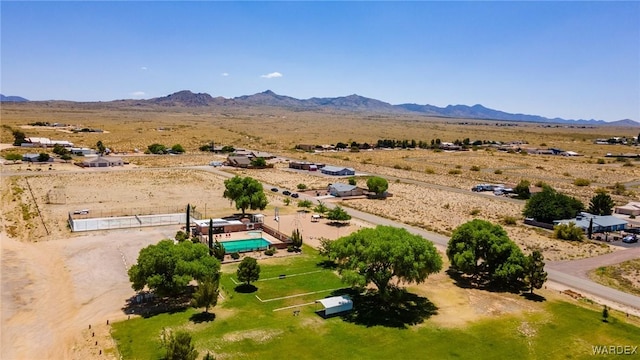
2;1;638;121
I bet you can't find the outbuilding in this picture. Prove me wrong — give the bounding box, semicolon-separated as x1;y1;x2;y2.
328;183;363;197
615;202;640;217
321;166;355;176
316;295;353;317
554;212;627;234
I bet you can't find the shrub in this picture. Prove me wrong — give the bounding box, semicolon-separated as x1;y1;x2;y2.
573;178;591;187
425;167;435;174
470;165;481;171
469;208;481;216
502;216;518;225
563;172;571;177
231;252;240;260
393;164;402;169
287;245;295;252
455;165;462;169
554;223;584;241
494;169;503;174
623;160;633;167
264;248;276;256
297;183;307;190
597;158;605;164
448;169;462;175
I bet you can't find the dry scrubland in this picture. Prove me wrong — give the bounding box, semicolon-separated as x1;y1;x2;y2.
1;102;637;258
1;102;639;359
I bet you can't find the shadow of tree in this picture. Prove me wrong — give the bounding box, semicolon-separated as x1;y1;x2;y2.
329;288;438;329
316;260;338;270
446;268;522;294
327;222;350;227
521;292;546;302
189;312;216;323
234;284;258;293
121;291;192;319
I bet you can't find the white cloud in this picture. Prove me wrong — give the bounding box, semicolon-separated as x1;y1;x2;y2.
221;72;229;77
260;72;283;79
131;91;146;97
140;66;148;71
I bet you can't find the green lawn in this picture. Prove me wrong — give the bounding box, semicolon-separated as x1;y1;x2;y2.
112;247;640;359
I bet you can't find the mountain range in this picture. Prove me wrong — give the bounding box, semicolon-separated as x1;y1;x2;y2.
0;94;29;102
4;90;638;126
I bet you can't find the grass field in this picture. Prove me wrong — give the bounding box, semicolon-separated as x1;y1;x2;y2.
111;248;640;359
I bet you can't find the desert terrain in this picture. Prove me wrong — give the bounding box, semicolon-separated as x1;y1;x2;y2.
1;102;639;358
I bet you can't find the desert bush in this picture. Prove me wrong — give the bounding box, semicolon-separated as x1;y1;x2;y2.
469;208;481;216
494;169;503;174
424;167;435;174
573;178;591;187
502;216;518;225
622;160;633;167
470;165;481;171
264;248;276;256
231;252;240;260
297;183;307;190
554;223;584;241
448;169;462;175
597;158;605;164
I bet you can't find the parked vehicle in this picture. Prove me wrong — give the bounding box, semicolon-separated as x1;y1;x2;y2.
622;234;638;244
291;193;299;198
271;187;278;192
282;190;291;196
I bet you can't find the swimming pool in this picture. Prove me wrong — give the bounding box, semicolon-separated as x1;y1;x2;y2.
221;238;271;253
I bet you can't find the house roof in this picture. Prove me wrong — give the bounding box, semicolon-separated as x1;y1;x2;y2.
316;295;352;309
83;156;122;164
617;202;640;210
251;151;273;158
555;212;628;229
193;219;243;227
330;183;357;192
228;155;252;165
322;166;354;173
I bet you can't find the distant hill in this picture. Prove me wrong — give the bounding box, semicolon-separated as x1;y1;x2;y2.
10;90;639;126
0;94;28;102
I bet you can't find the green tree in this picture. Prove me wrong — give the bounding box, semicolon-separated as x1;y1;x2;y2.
514;180;531;200
5;153;22;163
251;157;266;167
12;130;25;146
554;222;584;241
165;331;199;360
237;257;260;285
588;190;615;216
175;230;189;242
171;144;185;154
221;145;235;153
523;250;547;294
313;201;329;215
148;143;167;154
326;205;351;223
38;153;50;162
328;226;442;300
297;183;307;190
447;219;525;288
212;240;226;261
297;199;313;209
192;276;219;313
223;176;268;215
602;306;609;323
53;144;69;155
348;177;357;186
366;176;389;197
61;154;73;162
128;240;220;296
523;185;584;223
290;228;303;251
96;140;106;154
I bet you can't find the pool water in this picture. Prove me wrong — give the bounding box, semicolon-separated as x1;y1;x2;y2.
221;238;271;253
